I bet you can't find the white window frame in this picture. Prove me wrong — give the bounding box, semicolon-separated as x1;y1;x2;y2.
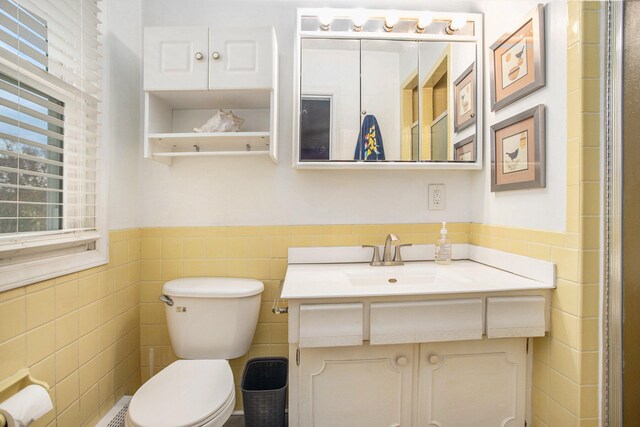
0;2;107;291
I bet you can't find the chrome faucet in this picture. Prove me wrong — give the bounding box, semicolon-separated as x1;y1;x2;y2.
363;234;412;266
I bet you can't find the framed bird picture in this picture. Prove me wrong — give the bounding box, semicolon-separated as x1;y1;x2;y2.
454;135;476;161
489;4;545;111
453;62;476;133
491;105;545;192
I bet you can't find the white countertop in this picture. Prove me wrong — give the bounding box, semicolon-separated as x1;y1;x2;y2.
281;260;555;300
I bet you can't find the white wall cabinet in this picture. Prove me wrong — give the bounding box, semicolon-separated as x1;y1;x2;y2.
143;26;278;164
144;27;274;91
297;343;414;427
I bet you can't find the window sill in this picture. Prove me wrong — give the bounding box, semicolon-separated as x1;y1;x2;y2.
0;248;108;292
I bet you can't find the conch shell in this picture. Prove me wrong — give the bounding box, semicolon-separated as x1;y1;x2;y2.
193;109;244;133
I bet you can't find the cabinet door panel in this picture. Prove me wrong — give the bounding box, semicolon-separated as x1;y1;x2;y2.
299;344;413;427
144;27;209;90
419;339;526;427
209;27;273;90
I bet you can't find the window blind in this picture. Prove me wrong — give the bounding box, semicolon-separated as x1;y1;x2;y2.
0;0;101;250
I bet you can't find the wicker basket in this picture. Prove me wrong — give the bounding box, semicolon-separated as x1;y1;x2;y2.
241;357;288;427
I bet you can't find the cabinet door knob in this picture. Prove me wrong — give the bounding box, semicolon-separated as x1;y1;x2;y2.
428;354;441;365
194;52;203;60
212;52;221;60
396;356;408;367
361;110;367;115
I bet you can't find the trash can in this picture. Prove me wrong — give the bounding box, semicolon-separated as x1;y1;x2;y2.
241;357;288;427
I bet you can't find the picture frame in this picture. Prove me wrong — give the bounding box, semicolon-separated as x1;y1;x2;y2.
453;62;476;133
491;104;545;192
453;135;476;162
489;4;545;111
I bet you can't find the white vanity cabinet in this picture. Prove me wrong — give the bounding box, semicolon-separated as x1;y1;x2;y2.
143;26;278;164
297;343;414;427
282;248;556;426
293;338;527;427
417;339;527;427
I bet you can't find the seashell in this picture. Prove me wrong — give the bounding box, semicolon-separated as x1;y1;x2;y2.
193;109;245;133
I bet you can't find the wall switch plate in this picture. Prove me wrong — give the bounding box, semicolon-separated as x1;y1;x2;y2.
428;184;445;210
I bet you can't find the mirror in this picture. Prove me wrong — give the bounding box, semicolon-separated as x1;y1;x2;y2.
418;42;476;161
294;9;482;168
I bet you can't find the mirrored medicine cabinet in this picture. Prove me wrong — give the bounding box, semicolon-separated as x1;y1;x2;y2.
293;9;484;169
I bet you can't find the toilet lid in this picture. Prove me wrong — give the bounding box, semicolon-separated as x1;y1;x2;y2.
128;360;234;427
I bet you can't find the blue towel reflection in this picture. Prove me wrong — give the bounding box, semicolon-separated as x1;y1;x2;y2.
354;115;385;161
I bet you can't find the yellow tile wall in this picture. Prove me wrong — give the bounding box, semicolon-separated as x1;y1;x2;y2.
0;229;141;427
138;223;469;410
474;2;602;426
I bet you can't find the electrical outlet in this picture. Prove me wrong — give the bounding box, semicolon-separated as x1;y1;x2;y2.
428;184;445;210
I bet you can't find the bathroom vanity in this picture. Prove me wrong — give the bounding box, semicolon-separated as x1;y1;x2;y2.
281;245;555;427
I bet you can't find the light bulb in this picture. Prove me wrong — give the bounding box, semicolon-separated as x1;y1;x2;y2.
416;13;433;33
352;10;368;31
319;12;333;31
448;16;467;32
384;13;399;32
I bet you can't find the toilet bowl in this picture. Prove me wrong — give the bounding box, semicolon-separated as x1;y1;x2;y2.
126;277;264;427
126;360;235;427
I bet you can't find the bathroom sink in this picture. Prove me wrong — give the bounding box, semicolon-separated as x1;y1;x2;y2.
345;268;435;286
281;258;554;299
344;264;473;287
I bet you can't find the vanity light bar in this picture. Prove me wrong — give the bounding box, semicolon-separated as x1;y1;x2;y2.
302;12;472;36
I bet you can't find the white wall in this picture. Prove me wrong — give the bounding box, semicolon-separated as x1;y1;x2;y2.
105;0;142;230
111;0;566;230
470;0;567;232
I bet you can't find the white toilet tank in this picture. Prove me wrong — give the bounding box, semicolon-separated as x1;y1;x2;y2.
161;277;264;359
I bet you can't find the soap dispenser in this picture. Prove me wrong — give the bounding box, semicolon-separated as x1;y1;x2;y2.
435;221;452;265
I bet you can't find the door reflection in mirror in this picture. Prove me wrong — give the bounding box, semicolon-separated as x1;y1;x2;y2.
300;96;331;160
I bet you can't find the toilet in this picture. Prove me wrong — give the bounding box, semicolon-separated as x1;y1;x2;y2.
126;277;264;427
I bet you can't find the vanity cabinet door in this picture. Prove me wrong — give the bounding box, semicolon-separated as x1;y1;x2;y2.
208;27;274;90
144;27;209;91
418;338;527;427
298;343;414;427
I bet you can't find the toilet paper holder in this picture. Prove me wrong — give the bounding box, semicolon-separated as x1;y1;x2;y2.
0;368;50;426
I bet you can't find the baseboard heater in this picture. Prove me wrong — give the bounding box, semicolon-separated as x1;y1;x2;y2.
95;396;131;427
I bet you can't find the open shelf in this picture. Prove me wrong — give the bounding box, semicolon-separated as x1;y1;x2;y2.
148;131;270;154
145;90;277;164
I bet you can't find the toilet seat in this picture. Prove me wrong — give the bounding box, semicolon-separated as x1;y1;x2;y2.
126;359;235;427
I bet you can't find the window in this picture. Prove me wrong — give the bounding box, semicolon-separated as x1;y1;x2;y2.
0;0;104;290
0;73;65;234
